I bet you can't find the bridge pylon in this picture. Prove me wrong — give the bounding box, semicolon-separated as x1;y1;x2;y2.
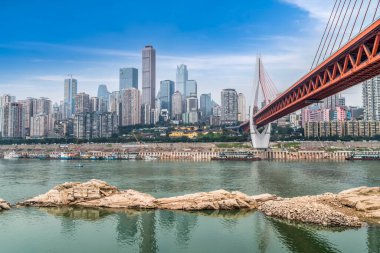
249;57;278;149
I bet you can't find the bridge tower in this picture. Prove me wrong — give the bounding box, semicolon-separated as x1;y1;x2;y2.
250;57;278;149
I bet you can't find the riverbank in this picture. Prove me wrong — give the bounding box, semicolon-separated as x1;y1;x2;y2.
10;179;380;227
2;141;380;160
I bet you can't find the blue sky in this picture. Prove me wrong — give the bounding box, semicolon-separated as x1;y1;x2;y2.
0;0;370;105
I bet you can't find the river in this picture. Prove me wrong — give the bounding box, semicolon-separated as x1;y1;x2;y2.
0;160;379;252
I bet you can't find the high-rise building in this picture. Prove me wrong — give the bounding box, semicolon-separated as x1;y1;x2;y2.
98;84;110;100
363;75;380;120
176;64;188;96
200;93;212;121
121;88;141;126
171;91;183;120
30;114;50;138
119;68;138;91
109;91;120;114
185;80;197;98
322;94;343;110
186;97;198;113
183;97;198;124
142;46;156;108
0;95;15;136
3;102;25;138
74;92;90;113
64;77;77;118
221;89;238;125
159;80;175;116
238;93;246;122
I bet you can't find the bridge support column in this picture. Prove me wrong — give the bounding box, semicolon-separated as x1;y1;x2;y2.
250;123;271;149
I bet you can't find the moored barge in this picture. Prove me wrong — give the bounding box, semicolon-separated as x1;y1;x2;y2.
345;152;380;161
211;151;262;161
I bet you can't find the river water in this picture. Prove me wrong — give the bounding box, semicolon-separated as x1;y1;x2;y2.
0;160;379;253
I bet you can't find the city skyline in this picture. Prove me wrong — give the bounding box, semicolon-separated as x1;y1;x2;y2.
2;1;378;106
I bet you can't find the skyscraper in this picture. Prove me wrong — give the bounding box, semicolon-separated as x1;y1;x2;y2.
221;89;238;125
98;84;110;100
159;80;175;116
176;64;188;96
171;91;183;120
142;46;156;108
200;93;212;121
238;93;246;122
64;77;77;118
185;80;197;98
119;68;138;91
121;88;141;126
184;96;199;124
363;75;380;120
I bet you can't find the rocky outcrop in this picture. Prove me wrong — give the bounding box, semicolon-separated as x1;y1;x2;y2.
0;198;11;211
17;180;380;227
19;180;156;209
259;194;362;227
156;190;259;210
18;180;275;210
337;186;380;220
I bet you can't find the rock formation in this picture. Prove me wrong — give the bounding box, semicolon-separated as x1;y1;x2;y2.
156;190;258;210
259;194;362;227
19;180;156;209
16;180;380;227
337;186;380;220
0;198;11;211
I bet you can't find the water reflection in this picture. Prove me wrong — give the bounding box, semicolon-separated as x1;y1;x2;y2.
41;206;113;220
139;211;157;253
268;218;341;253
116;212;139;245
367;225;380;253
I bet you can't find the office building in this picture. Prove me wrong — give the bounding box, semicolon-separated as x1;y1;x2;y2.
176;64;188;96
119;68;138;91
185;80;197;98
159;80;175;116
142;45;156;108
200;93;212;121
63;77;77;118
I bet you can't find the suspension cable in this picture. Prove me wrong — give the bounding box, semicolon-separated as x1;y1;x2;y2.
339;0;358;48
310;0;338;70
373;0;380;21
348;0;365;40
330;0;352;55
316;0;343;66
359;0;372;31
323;0;347;61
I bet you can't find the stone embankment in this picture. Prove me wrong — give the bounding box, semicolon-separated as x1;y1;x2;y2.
0;198;11;211
17;180;380;227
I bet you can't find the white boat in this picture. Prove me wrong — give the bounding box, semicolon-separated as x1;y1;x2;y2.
4;151;22;159
143;155;159;161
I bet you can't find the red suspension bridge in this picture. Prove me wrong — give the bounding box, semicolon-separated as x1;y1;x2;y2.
243;0;380;148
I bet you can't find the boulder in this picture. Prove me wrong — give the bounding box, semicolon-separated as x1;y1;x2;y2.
79;190;157;209
259;195;362;227
156;190;258;210
18;179;154;209
337;186;380;219
0;198;11;211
